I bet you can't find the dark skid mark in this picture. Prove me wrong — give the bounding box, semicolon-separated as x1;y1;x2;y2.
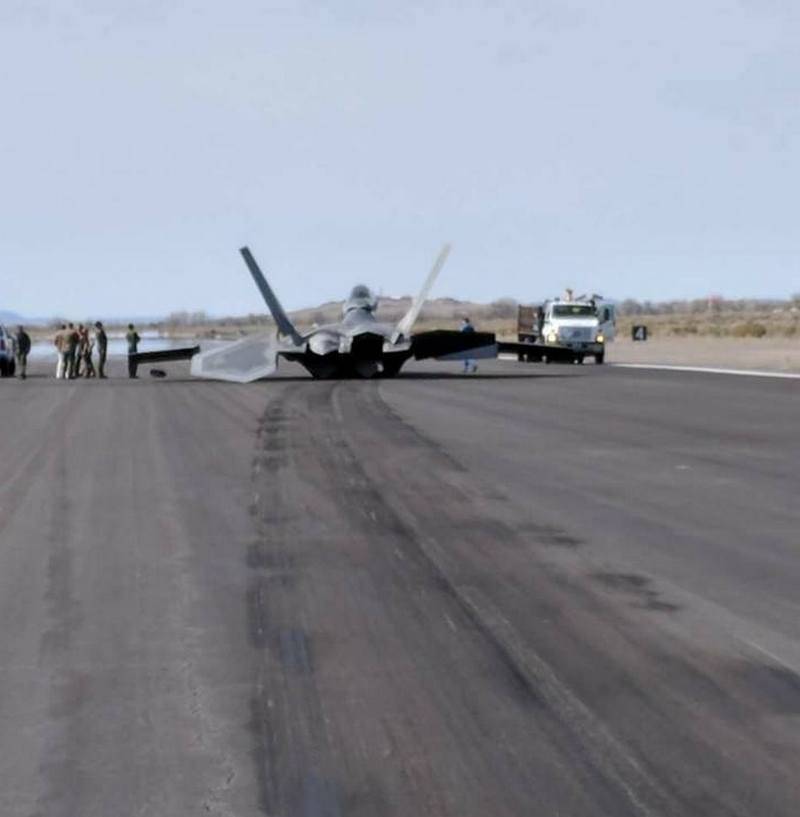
258;509;294;526
520;522;585;548
40;545;83;655
298;773;344;817
594;572;650;592
247;577;272;649
592;571;681;614
249;693;280;815
459;517;514;541
246;542;295;572
278;628;313;675
547;533;583;548
261;454;289;473
736;662;800;715
640;598;681;613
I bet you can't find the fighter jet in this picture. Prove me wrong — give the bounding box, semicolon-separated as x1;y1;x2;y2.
174;246;497;382
130;244;567;381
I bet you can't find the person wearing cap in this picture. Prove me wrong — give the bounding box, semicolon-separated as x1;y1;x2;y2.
94;321;108;378
15;326;31;380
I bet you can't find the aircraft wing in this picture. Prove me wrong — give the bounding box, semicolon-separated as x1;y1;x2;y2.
496;341;578;362
411;330;498;361
411;332;581;363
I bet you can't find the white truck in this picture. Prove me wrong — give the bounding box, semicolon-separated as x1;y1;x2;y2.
0;326;17;377
517;296;615;364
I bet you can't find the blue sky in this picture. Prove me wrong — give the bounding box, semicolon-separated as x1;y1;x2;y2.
1;0;798;318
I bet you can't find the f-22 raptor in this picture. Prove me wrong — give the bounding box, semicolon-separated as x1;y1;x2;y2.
132;245;549;382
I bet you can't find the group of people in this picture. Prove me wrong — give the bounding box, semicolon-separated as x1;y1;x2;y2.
53;322;108;379
7;323;145;380
52;322;141;379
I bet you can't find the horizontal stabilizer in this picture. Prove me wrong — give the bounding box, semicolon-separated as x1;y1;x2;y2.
190;335;279;383
240;247;303;346
436;344;498;361
411;330;496;361
129;346;200;377
129;346;200;365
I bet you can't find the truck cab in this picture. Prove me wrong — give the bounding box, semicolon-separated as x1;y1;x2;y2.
0;325;16;377
539;298;615;364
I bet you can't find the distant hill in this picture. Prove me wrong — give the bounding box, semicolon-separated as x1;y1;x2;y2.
156;296;521;339
286;295;518;329
0;310;24;325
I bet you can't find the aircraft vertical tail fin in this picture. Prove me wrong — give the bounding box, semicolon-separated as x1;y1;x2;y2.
240;246;303;346
391;243;451;343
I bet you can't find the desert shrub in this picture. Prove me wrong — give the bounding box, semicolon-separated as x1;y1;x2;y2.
731;321;767;338
486;298;518;320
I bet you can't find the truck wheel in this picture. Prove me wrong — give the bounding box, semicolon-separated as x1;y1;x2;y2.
595;352;605;365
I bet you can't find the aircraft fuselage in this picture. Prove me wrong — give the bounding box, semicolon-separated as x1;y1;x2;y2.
296;305;411;379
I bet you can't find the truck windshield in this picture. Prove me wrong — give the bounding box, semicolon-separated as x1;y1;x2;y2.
552;305;595;318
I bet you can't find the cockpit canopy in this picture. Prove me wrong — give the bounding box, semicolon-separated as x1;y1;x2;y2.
343;284;378;315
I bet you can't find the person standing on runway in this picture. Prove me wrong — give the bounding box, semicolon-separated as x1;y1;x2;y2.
54;324;69;379
460;316;478;374
79;325;96;378
74;324;86;377
66;323;79;379
126;323;141;379
94;321;108;378
15;326;31;380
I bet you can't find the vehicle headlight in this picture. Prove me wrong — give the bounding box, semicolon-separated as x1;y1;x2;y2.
546;332;558;343
596;334;605;343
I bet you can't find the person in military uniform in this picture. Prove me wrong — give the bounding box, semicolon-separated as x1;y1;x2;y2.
15;326;31;380
78;325;96;378
94;321;108;378
66;323;79;379
126;323;141;379
74;324;87;377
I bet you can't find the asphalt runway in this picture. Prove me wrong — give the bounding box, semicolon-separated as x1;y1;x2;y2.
0;358;798;816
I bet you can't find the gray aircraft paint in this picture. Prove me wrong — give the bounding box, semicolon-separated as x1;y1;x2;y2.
190;245;493;382
133;244;556;381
